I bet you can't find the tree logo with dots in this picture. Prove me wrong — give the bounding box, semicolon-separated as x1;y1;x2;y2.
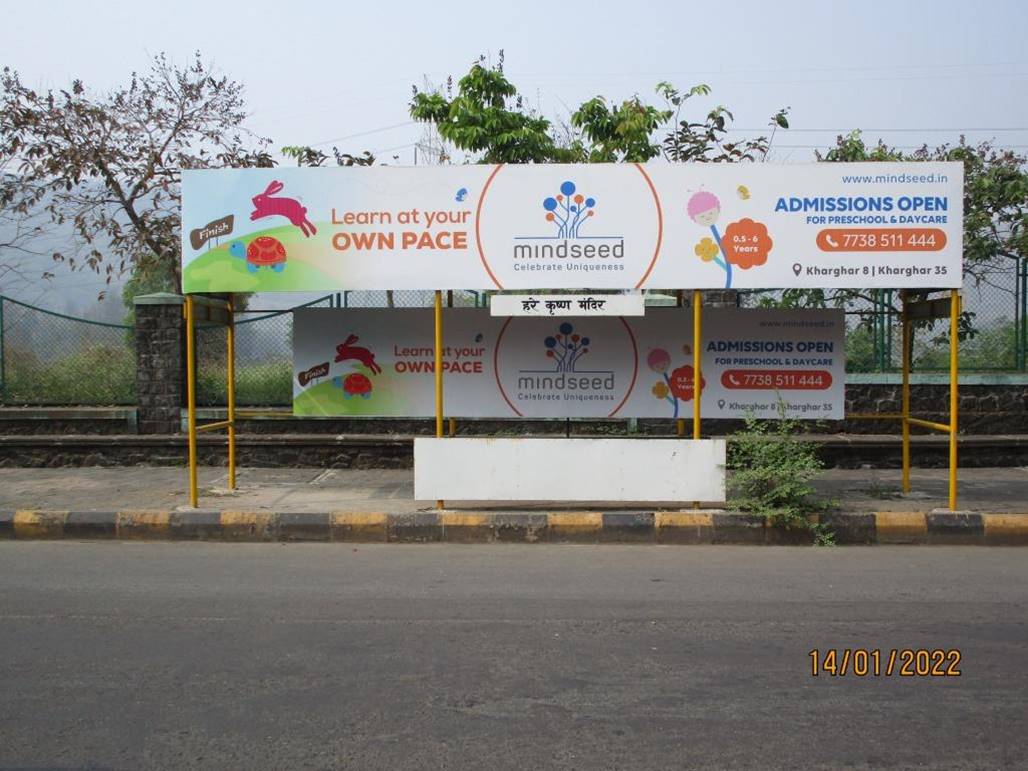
475;164;663;289
492;317;639;417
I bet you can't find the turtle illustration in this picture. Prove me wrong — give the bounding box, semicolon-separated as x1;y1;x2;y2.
332;372;373;399
229;236;287;273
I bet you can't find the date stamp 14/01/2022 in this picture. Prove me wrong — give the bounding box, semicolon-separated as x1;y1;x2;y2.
809;649;962;677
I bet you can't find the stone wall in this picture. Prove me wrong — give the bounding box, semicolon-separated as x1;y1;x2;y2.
3;433;1027;469
134;294;185;434
2;380;1027;437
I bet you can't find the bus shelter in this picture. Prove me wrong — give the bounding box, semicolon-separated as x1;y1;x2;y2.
179;161;965;509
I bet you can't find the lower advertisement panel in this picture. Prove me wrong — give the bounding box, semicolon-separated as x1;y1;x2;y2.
294;307;846;420
413;437;726;503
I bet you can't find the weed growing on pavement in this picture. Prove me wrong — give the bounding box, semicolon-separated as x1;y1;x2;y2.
727;406;836;546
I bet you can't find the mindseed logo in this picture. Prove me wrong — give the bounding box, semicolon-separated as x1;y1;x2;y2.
512;180;626;266
494;317;639;417
475;164;663;289
515;322;615;396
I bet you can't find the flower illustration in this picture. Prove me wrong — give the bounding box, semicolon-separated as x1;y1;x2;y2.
647;348;671;374
668;365;706;403
721;218;773;270
648;348;704;418
694;237;719;263
687;191;721;227
687;190;735;288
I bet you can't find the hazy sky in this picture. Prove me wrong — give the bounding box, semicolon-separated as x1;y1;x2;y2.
3;0;1027;306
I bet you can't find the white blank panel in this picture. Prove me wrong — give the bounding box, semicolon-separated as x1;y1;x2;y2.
414;438;725;502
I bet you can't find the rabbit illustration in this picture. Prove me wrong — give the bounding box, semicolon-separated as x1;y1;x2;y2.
250;180;317;237
334;334;382;375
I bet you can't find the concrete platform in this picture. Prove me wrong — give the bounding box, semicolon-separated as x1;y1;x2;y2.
1;466;1027;514
2;467;1028;545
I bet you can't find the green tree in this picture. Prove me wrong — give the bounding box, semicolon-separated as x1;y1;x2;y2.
409;53;789;168
658;82;790;163
409;52;576;163
570;95;671;162
281;146;375;167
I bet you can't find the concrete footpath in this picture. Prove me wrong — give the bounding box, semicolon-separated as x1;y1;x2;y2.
2;466;1028;544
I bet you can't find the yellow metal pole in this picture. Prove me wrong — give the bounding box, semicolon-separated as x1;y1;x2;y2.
448;417;456;437
692;290;702;440
675;290;686;437
185;295;198;508
901;291;911;493
434;290;444;510
692;290;702;509
949;289;959;510
226;296;237;490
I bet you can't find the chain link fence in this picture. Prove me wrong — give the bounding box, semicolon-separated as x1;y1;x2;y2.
1;271;1024;408
740;259;1028;373
0;295;136;405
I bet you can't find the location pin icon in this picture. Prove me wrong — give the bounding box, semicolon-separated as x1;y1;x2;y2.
792;263;802;276
717;398;726;409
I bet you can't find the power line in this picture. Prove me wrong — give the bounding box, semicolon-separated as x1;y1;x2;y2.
371;142;418;156
308;121;418;148
729;127;1028;133
506;61;1028;78
773;144;1028;149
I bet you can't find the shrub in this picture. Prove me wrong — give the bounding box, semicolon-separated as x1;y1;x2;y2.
727;408;835;545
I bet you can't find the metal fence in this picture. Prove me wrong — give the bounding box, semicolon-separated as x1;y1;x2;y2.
1;270;1025;408
741;259;1028;373
0;295;136;405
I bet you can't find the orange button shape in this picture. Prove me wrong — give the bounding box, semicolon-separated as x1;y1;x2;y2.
816;228;946;252
720;369;833;391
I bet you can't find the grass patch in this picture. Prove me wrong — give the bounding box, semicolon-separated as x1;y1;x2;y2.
197;360;293;406
1;344;135;405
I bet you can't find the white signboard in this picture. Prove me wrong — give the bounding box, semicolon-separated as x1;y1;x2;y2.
490;293;645;317
293;307;845;420
183;162;963;293
414;437;726;502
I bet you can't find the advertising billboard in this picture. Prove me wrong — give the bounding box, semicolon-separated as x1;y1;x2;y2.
293;307;846;420
183;163;962;292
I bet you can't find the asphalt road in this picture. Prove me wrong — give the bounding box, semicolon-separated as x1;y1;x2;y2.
0;544;1025;770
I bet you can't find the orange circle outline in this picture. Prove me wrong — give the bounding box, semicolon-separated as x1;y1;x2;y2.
631;162;663;289
475;164;664;290
475;164;506;289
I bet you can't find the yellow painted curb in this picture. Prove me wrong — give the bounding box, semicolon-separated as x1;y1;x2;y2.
220;511;275;528
117;510;172;539
982;513;1028;542
655;512;714;528
547;512;603;531
332;512;388;526
331;512;388;541
219;511;275;539
13;510;67;539
875;511;927;542
439;513;490;528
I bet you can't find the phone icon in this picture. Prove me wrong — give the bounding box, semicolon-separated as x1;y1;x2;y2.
825;233;840;248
